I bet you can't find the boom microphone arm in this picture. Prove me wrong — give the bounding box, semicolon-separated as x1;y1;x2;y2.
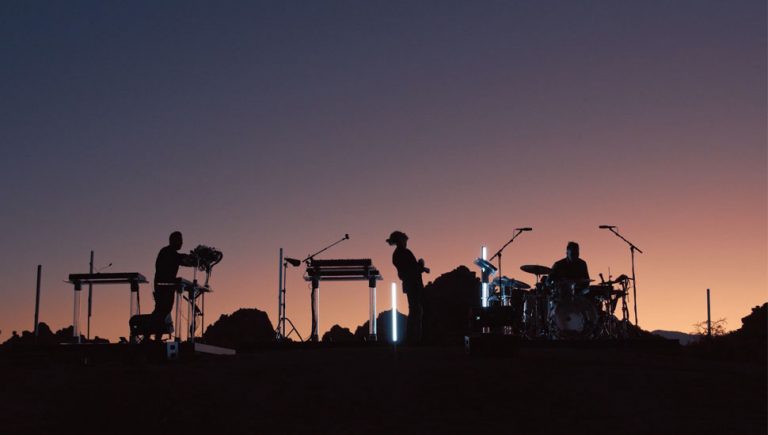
303;234;350;264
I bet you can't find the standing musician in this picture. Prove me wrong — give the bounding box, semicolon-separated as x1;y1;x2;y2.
550;241;590;284
152;231;194;340
386;231;429;344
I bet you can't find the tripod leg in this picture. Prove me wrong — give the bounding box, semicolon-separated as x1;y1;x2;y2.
310;283;319;342
285;318;304;342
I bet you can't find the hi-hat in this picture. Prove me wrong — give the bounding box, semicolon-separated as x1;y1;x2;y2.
474;258;498;273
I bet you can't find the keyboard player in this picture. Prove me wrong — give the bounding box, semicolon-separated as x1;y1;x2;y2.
152;231;194;340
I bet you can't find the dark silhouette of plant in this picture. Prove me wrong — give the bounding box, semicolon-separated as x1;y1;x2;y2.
691;318;728;337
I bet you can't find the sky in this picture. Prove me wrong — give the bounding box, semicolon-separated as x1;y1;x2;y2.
0;1;765;342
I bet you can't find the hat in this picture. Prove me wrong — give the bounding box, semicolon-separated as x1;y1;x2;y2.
386;231;408;245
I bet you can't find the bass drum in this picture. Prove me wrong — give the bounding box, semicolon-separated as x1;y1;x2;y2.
548;294;599;339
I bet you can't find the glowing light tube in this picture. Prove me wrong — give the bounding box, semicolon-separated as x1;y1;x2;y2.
391;282;397;342
481;245;488;308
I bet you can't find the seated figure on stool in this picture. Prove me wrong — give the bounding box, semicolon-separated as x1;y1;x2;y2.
550;241;590;286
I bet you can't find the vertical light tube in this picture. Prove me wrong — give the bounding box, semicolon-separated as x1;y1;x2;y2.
391;282;397;342
481;245;488;308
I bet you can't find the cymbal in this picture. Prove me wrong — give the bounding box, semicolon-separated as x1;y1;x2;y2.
492;276;531;290
474;258;498;273
520;265;552;275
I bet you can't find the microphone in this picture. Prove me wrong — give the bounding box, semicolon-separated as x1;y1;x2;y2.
515;227;533;231
599;273;605;284
285;258;301;267
345;234;350;240
599;225;616;229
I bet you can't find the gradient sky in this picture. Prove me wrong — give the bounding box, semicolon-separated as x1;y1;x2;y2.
1;1;765;341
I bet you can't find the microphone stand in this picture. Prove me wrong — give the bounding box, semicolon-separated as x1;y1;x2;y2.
276;248;304;342
605;228;643;328
303;234;349;264
303;234;350;341
489;229;526;291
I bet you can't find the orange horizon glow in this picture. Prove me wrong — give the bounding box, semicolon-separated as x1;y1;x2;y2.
0;2;765;343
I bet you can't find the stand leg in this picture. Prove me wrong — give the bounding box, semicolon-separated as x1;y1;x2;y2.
188;292;194;343
631;247;639;328
277;249;284;339
174;291;181;342
284;318;304;342
369;285;377;341
310;282;320;342
621;288;629;338
87;251;93;341
73;289;81;343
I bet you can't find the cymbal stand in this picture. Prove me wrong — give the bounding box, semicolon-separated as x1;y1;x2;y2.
604;228;643;328
620;280;630;338
597;295;612;339
490;230;527;336
489;229;526;293
530;273;547;339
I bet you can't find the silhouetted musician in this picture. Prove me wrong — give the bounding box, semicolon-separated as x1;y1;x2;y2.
387;230;429;344
152;231;194;340
550;241;590;285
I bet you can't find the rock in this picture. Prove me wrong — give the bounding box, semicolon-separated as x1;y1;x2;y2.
737;303;767;338
422;265;481;344
322;325;356;342
202;308;275;350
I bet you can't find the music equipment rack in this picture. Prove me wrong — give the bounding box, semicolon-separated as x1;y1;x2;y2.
304;258;382;342
67;272;148;343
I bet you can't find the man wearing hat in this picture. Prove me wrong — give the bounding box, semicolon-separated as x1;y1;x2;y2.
387;230;429;344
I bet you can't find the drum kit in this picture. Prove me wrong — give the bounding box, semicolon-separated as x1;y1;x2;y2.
484;264;632;340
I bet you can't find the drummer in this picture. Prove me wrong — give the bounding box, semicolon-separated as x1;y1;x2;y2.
550;241;590;283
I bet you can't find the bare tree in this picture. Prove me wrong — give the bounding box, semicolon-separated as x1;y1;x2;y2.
691;318;728;337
